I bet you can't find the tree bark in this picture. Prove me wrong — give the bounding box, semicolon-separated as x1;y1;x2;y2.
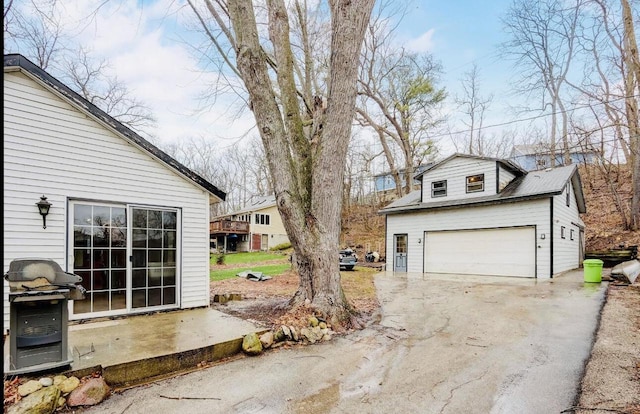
228;0;374;328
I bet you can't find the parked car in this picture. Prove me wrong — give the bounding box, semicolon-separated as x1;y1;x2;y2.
339;248;357;271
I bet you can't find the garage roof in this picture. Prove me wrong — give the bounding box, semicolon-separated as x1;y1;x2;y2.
4;54;226;202
380;163;586;215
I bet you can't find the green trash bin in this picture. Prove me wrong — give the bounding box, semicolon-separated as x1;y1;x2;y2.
583;259;604;283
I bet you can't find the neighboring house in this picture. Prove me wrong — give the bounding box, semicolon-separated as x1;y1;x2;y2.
210;196;289;252
373;164;433;195
509;144;597;171
379;153;586;278
3;54;226;333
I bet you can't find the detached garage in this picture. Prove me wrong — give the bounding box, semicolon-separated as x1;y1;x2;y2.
380;154;586;279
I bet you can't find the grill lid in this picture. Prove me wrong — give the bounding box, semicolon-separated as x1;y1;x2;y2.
5;258;84;295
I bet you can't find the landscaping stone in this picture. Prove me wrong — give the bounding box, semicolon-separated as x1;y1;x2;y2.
18;380;42;397
242;332;263;355
308;316;319;327
67;377;110;407
8;385;60;414
289;326;299;342
53;375;67;386
39;377;53;387
273;326;286;342
58;376;81;394
259;331;274;349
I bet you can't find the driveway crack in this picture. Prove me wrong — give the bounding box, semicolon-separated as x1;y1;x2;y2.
438;370;489;414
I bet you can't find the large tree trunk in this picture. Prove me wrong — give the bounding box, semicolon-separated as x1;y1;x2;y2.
229;0;374;328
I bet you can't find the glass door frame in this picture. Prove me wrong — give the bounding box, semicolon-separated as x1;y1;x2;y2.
127;204;181;313
68;200;181;320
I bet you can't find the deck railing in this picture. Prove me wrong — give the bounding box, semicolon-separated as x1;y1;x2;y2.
210;220;250;234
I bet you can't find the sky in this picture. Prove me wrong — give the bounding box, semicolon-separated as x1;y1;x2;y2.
6;0;522;155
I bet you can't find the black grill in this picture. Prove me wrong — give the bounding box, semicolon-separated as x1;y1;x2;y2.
5;258;86;375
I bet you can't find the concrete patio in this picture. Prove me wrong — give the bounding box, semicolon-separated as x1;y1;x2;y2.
3;307;267;388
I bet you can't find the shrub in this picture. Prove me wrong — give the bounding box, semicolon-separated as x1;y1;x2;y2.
215;253;226;265
270;242;292;251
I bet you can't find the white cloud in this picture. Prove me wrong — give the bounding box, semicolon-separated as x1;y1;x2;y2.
46;0;255;144
405;29;436;53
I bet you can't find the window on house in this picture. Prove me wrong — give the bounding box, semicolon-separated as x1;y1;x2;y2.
466;174;484;193
255;214;271;225
570;229;575;240
431;180;447;198
561;226;566;239
566;186;570;207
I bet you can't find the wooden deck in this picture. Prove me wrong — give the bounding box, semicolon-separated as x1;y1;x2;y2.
210;220;250;234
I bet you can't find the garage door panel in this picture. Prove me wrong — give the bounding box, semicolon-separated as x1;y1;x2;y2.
425;227;535;277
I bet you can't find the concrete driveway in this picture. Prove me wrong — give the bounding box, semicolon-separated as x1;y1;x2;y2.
84;270;605;414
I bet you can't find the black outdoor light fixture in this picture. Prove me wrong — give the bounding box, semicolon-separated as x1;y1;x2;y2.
36;195;52;229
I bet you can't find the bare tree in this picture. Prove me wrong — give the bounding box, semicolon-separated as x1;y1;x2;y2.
501;0;582;166
619;0;640;229
454;63;494;155
3;0;66;69
567;0;639;229
62;48;157;134
186;0;374;327
356;10;445;198
4;3;158;137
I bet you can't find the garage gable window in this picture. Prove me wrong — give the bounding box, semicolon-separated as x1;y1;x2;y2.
466;174;484;193
431;180;447;198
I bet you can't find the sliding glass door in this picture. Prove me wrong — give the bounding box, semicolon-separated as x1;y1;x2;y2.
70;202;179;318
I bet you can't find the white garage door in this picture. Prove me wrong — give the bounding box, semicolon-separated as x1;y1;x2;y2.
424;227;536;277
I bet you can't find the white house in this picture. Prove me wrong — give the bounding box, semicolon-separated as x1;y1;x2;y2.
3;54;227;333
210;196;289;252
379;153;586;278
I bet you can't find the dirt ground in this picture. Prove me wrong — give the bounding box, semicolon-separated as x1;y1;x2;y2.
574;282;640;414
210;264;640;413
210;265;380;332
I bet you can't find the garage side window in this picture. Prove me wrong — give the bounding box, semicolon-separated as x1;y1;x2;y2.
466;174;484;193
431;180;447;198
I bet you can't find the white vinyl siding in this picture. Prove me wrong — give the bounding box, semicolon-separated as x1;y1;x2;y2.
4;71;211;331
386;198;551;278
553;182;584;274
421;158;498;201
498;166;516;192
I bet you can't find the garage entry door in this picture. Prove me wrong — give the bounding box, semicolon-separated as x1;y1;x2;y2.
424;227;536;277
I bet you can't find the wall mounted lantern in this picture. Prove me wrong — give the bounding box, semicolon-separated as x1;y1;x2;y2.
36;195;52;229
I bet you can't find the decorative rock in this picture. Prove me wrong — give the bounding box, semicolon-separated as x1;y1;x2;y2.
301;327;319;344
8;386;60;414
57;397;66;408
39;377;53;387
18;380;42;397
274;326;286;342
259;331;274;349
67;377;110;407
322;334;332;341
242;332;263;355
281;325;292;340
53;375;67;386
58;376;81;394
319;322;327;330
308;316;319;327
289;326;299;342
